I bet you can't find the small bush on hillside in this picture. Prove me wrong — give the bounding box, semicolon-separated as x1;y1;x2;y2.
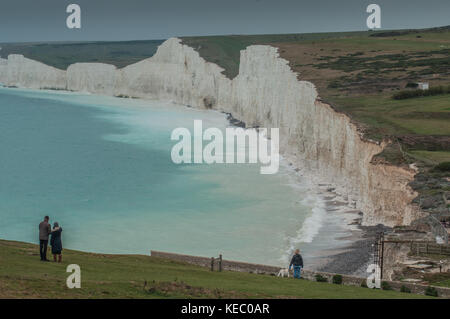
332;275;343;285
392;85;450;100
400;285;411;293
315;274;328;282
433;162;450;172
425;286;438;297
328;80;342;89
381;281;392;290
405;82;418;88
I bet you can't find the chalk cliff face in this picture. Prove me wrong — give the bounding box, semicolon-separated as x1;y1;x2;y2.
0;38;425;226
0;58;7;83
67;63;118;96
116;38;232;108
0;54;66;89
224;45;423;226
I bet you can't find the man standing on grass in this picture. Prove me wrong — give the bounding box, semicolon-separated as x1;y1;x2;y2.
39;216;51;261
289;249;304;279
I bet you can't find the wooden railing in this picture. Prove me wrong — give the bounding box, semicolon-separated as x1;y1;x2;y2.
411;242;450;256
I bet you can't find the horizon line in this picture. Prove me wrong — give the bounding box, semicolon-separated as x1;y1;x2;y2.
1;24;449;45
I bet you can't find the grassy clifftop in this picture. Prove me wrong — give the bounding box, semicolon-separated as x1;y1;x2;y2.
0;40;164;70
0;240;428;299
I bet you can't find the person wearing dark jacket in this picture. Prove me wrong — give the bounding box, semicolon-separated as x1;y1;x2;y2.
39;216;51;261
289;249;304;279
50;222;63;262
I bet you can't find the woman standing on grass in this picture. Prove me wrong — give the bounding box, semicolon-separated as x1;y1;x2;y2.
50;222;63;262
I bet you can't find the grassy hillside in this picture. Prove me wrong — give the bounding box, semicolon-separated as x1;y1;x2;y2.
181;31;375;79
0;40;164;70
0;240;428;299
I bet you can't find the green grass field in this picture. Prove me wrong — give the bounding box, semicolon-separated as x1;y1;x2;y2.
331;93;450;139
0;240;428;299
409;150;450;164
0;40;164;70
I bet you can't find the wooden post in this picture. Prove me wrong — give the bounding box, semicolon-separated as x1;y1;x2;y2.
219;254;222;272
210;257;214;272
426;243;429;255
380;234;384;280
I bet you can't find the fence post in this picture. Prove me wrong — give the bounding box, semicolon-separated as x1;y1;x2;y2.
426;243;429;254
219;254;222;272
211;257;214;272
380;234;384;280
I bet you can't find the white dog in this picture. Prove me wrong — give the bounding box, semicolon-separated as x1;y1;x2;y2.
277;268;290;278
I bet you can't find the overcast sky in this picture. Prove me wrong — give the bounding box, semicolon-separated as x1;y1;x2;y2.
0;0;449;43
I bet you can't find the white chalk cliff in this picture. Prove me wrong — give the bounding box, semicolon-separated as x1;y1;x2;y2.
0;38;425;226
0;54;66;89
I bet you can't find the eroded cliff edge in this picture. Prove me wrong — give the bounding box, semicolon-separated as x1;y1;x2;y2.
0;38;426;227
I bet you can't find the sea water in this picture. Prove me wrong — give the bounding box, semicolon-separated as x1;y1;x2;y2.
0;87;352;267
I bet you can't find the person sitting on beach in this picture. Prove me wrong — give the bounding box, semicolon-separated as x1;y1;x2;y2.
38;216;51;261
289;249;304;279
50;222;63;263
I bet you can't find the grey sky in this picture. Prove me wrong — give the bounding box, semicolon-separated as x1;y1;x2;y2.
0;0;449;42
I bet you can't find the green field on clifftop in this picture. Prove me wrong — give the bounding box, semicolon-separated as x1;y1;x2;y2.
0;240;429;299
0;40;164;70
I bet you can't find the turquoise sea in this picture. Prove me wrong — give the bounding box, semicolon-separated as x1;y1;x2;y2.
0;87;351;267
